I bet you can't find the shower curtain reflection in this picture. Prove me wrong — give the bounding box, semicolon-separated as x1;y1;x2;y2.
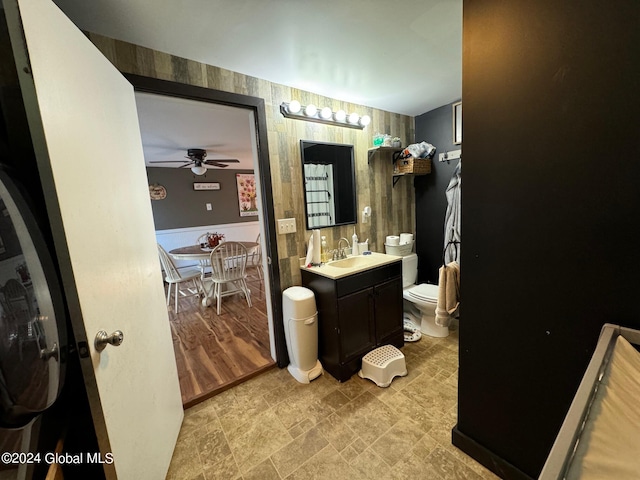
304;163;335;228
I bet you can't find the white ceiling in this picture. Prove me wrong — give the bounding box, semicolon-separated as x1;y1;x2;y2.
53;0;462;117
53;0;462;171
135;92;256;170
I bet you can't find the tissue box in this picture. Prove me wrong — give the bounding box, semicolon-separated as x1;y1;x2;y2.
394;157;431;175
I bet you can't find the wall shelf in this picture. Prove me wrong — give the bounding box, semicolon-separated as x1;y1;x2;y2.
392;173;409;186
368;146;430;187
367;146;403;164
392;172;430;186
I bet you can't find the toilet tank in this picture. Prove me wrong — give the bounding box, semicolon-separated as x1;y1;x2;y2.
401;253;418;288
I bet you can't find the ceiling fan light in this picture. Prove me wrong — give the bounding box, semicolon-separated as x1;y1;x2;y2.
191;165;207;175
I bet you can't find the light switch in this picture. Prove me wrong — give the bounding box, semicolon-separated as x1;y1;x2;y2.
277;218;296;234
206;203;212;211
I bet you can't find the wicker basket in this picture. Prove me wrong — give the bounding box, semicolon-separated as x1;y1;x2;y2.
394;157;431;175
384;241;414;256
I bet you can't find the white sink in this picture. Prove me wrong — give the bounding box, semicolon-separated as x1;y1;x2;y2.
328;256;377;269
300;252;401;279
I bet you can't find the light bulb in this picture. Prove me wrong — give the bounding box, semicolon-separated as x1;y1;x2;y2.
334;109;347;122
359;115;371;126
304;104;317;117
320;107;333;119
288;100;301;113
191;165;207;175
348;112;360;124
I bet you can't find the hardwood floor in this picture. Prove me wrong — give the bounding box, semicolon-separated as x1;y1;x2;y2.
166;269;275;408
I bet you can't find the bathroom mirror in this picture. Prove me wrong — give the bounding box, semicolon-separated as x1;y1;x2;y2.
300;140;357;230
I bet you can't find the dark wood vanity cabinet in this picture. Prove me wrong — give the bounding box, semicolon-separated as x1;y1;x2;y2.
301;260;404;382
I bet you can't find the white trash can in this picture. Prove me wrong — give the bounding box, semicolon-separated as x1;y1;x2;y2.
282;286;323;383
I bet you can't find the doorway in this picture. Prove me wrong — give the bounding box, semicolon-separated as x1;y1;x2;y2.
126;74;286;405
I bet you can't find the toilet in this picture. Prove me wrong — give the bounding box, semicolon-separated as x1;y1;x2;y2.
401;253;450;338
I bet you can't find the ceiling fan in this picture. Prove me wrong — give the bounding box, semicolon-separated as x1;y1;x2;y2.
148;148;239;175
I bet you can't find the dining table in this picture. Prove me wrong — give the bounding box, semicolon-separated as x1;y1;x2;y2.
169;241;258;262
169;241;259;280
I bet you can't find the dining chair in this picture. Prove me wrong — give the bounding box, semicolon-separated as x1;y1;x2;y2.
2;278;41;359
196;233;208;245
195;233;212;278
157;244;203;314
247;233;263;280
202;241;252;315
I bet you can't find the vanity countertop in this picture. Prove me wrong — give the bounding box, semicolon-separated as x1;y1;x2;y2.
299;252;401;280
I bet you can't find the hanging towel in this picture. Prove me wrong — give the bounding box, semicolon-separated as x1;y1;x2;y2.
444;161;461;264
435;261;460;327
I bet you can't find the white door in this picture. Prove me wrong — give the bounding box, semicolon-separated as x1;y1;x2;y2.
4;0;183;478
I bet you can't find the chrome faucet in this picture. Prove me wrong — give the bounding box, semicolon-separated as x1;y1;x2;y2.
337;238;351;259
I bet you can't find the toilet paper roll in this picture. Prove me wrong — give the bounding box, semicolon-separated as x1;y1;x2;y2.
386;235;400;246
400;233;414;245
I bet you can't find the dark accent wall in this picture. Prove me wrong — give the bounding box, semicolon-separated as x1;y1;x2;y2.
146;167;256;230
414;102;461;284
456;1;640;479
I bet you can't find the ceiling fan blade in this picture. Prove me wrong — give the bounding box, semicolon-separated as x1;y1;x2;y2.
148;160;192;164
203;159;239;165
148;149;238;169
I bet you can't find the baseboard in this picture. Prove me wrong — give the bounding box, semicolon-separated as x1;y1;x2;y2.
452;425;534;480
182;362;276;409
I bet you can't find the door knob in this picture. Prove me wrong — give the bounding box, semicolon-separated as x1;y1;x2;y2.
95;330;124;352
40;342;59;361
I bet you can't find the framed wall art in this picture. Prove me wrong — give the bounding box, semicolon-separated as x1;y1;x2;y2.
148;184;167;200
193;182;220;191
236;173;258;216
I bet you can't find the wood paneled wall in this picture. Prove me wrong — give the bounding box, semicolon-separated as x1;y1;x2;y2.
88;34;415;290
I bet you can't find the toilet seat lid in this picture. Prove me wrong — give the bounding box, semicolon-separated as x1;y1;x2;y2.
407;283;439;303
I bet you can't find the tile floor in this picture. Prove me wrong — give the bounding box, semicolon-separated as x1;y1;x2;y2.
166;323;500;479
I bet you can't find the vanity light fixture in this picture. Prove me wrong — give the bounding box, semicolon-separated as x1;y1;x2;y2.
304;103;317;117
288;100;302;113
334;109;347;122
320;107;333;119
280;101;370;129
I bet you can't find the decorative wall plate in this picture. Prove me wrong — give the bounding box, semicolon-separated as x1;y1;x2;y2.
149;184;167;200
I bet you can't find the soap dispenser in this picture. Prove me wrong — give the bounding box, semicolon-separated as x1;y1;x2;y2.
321;236;328;263
352;228;359;256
